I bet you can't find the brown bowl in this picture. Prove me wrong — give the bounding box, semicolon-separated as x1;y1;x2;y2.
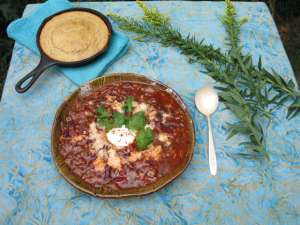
51;73;195;198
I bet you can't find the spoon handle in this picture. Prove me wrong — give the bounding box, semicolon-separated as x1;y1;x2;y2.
207;116;217;176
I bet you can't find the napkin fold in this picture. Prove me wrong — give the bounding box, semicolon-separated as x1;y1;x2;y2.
7;0;129;85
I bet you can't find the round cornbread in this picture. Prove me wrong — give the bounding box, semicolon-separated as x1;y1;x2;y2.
39;11;110;62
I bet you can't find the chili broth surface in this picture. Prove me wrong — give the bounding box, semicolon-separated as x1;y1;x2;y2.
58;81;191;190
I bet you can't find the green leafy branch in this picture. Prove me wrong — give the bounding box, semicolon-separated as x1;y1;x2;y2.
109;7;227;65
109;1;300;158
221;0;300;119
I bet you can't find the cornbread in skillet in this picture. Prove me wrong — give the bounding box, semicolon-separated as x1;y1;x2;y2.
39;11;110;62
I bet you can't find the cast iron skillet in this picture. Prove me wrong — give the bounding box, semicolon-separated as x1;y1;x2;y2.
15;8;112;93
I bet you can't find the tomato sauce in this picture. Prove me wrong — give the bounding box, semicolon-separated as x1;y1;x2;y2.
59;81;191;189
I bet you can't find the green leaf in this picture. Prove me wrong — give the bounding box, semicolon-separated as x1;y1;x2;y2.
136;128;154;150
127;111;146;131
287;107;300;120
244;55;252;68
123;96;134;113
97;106;127;131
97;106;109;119
112;112;127;127
239;142;265;154
288;80;295;89
288;102;300;109
96;106;110;128
227;122;250;135
105;122;115;132
225;103;249;120
239;17;248;26
258;56;262;70
226;129;239;140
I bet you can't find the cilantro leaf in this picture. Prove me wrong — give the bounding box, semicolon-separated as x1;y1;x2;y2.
104;121;115;132
136;128;154;150
97;117;114;132
97;106;129;132
97;106;109;119
96;106;110;127
112;112;127;127
127;111;145;131
123;96;133;113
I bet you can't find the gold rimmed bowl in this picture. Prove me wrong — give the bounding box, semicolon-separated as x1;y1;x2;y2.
51;73;195;198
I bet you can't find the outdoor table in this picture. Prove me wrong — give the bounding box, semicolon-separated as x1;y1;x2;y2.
1;1;299;224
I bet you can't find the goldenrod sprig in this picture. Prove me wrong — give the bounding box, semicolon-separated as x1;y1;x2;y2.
137;1;170;26
221;0;247;49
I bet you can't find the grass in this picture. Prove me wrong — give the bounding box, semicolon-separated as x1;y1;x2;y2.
0;0;299;100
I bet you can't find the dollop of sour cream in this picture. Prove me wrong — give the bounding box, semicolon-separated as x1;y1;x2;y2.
106;125;136;148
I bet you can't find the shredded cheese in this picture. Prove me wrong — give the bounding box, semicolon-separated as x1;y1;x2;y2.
112;100;124;113
162;112;170;123
147;106;157;121
89;122;111;152
107;149;121;170
145;145;162;161
133;102;148;114
158;133;171;146
71;135;84;143
93;157;106;172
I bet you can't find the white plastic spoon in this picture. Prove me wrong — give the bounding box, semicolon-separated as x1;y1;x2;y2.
195;87;219;176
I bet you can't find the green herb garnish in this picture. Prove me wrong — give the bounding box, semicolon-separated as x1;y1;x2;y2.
96;106;111;131
96;107;127;132
127;111;146;131
123;96;133;113
96;98;153;150
112;112;127;127
97;106;109;121
109;0;300;158
136;127;154;150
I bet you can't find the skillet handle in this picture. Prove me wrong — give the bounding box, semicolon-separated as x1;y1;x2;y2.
15;55;56;93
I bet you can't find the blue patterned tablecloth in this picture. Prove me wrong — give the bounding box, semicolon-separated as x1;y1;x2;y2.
1;1;300;224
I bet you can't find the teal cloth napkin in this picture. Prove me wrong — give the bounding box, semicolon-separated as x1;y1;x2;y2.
7;0;129;85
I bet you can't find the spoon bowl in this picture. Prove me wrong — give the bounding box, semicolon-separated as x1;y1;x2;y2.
195;87;219;176
195;87;219;116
